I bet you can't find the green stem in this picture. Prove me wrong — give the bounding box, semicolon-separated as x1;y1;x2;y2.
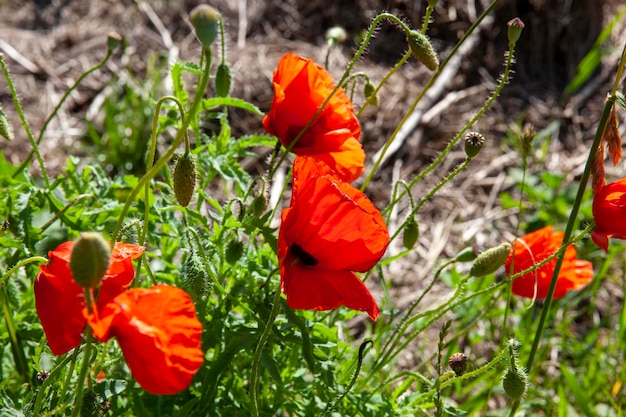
109;51;211;247
250;275;281;417
0;54;49;187
32;351;78;415
70;327;94;417
1;289;29;381
0;256;48;286
523;96;615;373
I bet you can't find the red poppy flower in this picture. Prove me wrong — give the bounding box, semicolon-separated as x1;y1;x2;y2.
86;285;204;395
505;226;594;299
591;178;626;252
278;156;390;320
263;52;365;183
34;241;145;355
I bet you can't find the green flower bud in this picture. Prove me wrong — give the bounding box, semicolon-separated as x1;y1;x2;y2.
326;26;347;45
464;131;485;159
364;81;378;106
215;62;232;97
225;239;245;265
0;107;14;141
173;153;198;207
502;366;528;401
448;352;467;376
406;30;439;71
454;247;477;262
251;194;268;216
183;253;210;303
190;5;221;47
469;242;512;277
70;232;111;289
402;217;419;250
507;17;525;45
106;32;122;52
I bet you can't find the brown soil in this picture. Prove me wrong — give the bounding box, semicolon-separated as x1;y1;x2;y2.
1;0;626;365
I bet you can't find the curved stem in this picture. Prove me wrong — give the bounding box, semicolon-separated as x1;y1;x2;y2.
0;256;48;287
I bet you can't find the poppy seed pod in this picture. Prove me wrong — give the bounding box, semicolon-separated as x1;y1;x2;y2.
464;131;485;159
406;30;439;71
448;352;467;376
106;32;122;52
70;232;111;289
173;153;198;207
470;243;512;277
190;5;221;47
507;17;525;45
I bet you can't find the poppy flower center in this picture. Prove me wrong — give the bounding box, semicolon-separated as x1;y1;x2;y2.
289;243;318;266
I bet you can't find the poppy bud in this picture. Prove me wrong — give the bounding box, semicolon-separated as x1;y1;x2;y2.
454;247;477;262
190;5;221;48
251;194;268;216
464;131;485;159
183;253;210;303
469;242;512;277
502;366;528;401
106;32;122;52
70;232;111;289
81;389;102;417
173;153;198;207
402;217;419;250
448;352;467;376
215;62;232;97
0;107;13;141
364;81;378;106
406;30;439;71
507;18;525;45
326;26;347;46
225;239;244;265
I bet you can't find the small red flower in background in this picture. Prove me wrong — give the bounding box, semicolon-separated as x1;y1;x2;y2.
87;285;204;396
505;226;594;299
591;178;626;252
34;241;145;355
278;156;390;320
263;52;365;183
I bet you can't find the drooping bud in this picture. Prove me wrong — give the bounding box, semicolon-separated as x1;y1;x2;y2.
0;106;13;141
225;239;245;265
251;194;268;216
215;62;232;97
182;253;210;304
106;32;122;52
502;366;528;401
507;17;525;46
469;242;512;277
454;247;477;262
464;131;485;159
402;217;419;250
364;81;378;106
173;153;198;207
190;5;221;48
448;352;467;376
70;232;111;289
406;30;439;71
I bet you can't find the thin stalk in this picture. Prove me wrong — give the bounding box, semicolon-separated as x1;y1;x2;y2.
32;351;78;415
0;54;49;187
0;255;48;286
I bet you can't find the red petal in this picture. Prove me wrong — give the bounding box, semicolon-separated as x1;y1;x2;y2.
87;285;204;395
282;262;379;320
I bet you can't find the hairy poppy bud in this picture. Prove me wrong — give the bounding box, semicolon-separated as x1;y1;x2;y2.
0;107;13;141
448;352;467;376
464;131;485;159
251;194;268;216
470;242;512;277
190;5;221;47
502;366;528;401
183;253;210;303
215;62;232;97
225;239;244;265
70;232;111;289
106;32;122;52
454;247;477;262
507;17;525;45
173;153;198;207
402;217;419;250
364;81;378;106
406;30;439;71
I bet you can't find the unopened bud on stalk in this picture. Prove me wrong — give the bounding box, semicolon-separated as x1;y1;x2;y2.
173;153;198;207
507;17;525;45
326;26;348;46
448;352;467;376
190;5;221;47
502;366;528;401
464;131;485;159
0;107;13;141
364;81;378;106
225;239;245;265
106;32;122;52
406;30;439;71
70;232;111;289
183;253;210;303
215;62;232;97
402;217;419;250
469;242;512;277
454;247;477;262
